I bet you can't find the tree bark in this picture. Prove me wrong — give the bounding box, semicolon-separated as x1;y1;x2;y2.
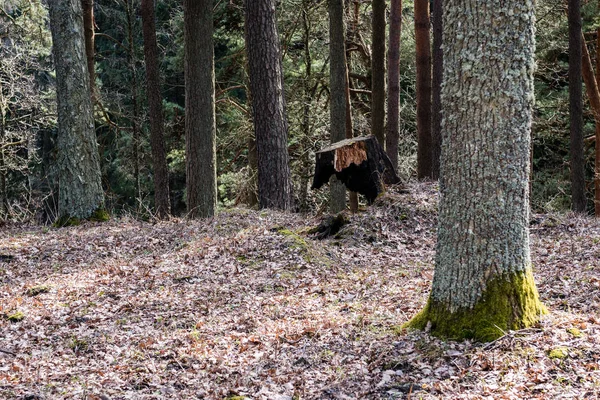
406;0;545;341
244;0;294;210
371;0;386;146
125;0;141;202
184;0;217;218
0;79;6;218
569;0;586;213
596;24;600;216
48;0;104;220
141;0;171;218
329;0;347;213
385;0;401;173
81;0;95;98
415;0;432;179
431;0;443;180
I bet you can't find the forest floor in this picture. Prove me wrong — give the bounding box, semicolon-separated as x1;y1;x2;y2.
1;182;599;400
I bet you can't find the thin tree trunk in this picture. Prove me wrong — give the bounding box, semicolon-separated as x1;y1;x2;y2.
415;0;432;179
385;0;402;172
596;22;600;217
126;0;141;203
346;51;359;213
569;0;586;212
244;0;294;210
141;0;171;218
431;0;443;179
48;0;104;220
0;80;6;218
81;0;95;99
371;0;386;146
300;2;313;212
184;0;217;218
330;0;347;213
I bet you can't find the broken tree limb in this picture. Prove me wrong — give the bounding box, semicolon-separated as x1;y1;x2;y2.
312;135;401;203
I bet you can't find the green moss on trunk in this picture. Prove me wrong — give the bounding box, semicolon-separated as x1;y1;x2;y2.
405;268;547;342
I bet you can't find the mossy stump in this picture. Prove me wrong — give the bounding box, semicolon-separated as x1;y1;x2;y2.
405;269;547;342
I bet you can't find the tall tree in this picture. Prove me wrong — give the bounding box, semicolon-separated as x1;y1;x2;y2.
569;0;586;212
371;0;386;145
329;0;347;213
141;0;171;218
48;0;104;220
385;0;402;172
596;19;600;217
431;0;443;179
244;0;293;210
406;0;545;341
184;0;217;218
415;0;432;179
81;0;95;97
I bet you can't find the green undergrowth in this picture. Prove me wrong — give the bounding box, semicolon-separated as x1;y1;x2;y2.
54;208;110;227
276;227;332;267
405;268;547;342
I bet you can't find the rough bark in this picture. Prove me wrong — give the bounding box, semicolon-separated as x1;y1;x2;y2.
48;0;104;220
141;0;171;218
406;0;545;341
244;0;293;210
329;0;347;213
371;0;386;146
596;26;600;216
0;80;6;218
431;0;443;179
415;0;432;179
126;0;141;201
184;0;217;218
385;0;401;173
81;0;95;98
569;0;586;213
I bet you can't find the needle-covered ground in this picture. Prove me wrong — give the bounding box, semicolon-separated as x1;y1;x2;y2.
1;182;599;399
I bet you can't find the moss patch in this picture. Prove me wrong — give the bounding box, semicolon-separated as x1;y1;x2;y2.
26;285;51;296
548;347;569;359
7;311;25;322
566;327;582;338
54;207;109;227
405;268;547;342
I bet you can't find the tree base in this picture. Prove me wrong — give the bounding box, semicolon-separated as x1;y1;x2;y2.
405;268;547;342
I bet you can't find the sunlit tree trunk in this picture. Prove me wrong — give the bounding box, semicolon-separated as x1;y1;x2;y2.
184;0;217;218
415;0;432;179
385;0;401;173
244;0;293;210
141;0;171;218
81;0;95;98
431;0;443;179
48;0;104;219
371;0;386;145
406;0;545;341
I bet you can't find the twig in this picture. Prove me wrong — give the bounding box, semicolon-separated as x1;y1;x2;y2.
0;348;16;356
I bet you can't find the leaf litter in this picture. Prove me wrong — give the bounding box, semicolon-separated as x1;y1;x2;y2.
0;182;599;399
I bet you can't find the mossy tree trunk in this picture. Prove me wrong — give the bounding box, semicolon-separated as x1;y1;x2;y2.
406;0;545;341
184;0;217;218
329;0;347;213
49;0;104;220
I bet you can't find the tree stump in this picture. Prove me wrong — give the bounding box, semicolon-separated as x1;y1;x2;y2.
312;135;401;203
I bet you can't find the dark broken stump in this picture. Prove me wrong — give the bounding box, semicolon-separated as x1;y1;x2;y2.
312;135;401;203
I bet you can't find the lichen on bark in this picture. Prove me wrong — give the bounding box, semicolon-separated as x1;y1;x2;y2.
406;268;546;342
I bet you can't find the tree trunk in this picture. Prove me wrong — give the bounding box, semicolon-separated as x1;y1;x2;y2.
0;80;6;219
48;0;104;220
126;0;141;203
415;0;432;179
141;0;171;218
385;0;401;173
184;0;217;218
569;0;586;213
244;0;293;210
406;0;545;341
596;24;600;216
371;0;386;146
329;0;347;213
81;0;95;98
431;0;443;180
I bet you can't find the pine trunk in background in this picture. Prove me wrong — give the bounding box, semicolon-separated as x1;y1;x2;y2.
385;0;401;173
415;0;432;179
126;0;141;202
596;24;600;216
371;0;386;146
244;0;293;210
329;0;347;213
431;0;443;180
569;0;586;213
81;0;95;98
48;0;104;219
0;80;6;218
141;0;171;218
184;0;217;218
406;0;545;341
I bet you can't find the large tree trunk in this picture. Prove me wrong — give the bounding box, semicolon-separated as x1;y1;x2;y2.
431;0;443;180
415;0;432;179
244;0;293;210
81;0;95;98
141;0;171;218
48;0;104;220
569;0;586;213
385;0;401;173
371;0;386;146
406;0;545;341
329;0;347;213
184;0;217;218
